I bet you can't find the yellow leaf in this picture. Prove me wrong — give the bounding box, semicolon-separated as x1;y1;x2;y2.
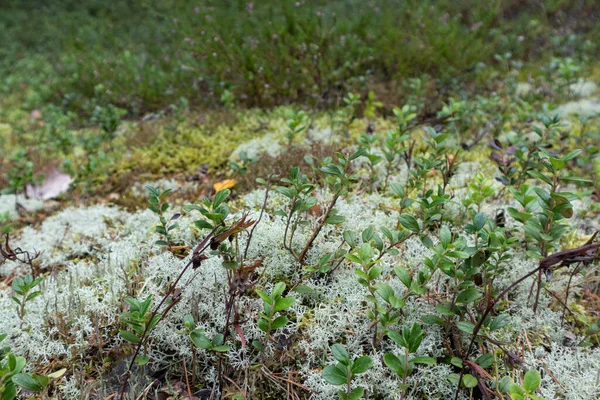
213;179;236;192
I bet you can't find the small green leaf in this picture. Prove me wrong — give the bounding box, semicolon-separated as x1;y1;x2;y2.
325;215;346;225
212;333;225;346
462;374;478;388
456;288;481;303
394;266;412;288
119;330;140;344
421;314;445;326
509;383;525;400
350;356;373;374
440;226;452;248
135;355;150;365
399;214;420;233
190;330;212;349
322;364;348;385
456;321;475;334
347;387;365;400
12;373;43;392
195;219;213;229
498;376;513;393
411;356;436;365
25;291;42;302
292;284;314;294
213;189;230;209
489;314;509;331
475;353;494;369
271;315;288;329
383;353;404;376
473;212;487;231
272;282;286;298
331;344;350;365
523;370;541;393
274;296;295;312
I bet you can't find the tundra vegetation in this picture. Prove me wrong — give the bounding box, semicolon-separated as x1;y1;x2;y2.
1;1;600;399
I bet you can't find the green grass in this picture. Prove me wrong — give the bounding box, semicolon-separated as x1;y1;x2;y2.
1;0;598;117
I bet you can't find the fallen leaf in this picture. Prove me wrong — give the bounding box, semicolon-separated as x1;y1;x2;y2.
213;179;236;192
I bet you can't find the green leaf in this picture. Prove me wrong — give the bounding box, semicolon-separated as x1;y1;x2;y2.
12;373;42;392
322;364;348;385
476;353;494;369
325;215;346;225
456;321;475;334
274;297;295;312
386;330;406;348
509;383;525;400
440;226;451;248
272;282;286;298
271;316;288;330
274;186;295;199
527;170;552;185
211;345;231;352
456;288;481;303
350;148;368;160
462;374;478;388
473;212;487;231
293;285;314;294
350;356;373;374
25;291;41;302
561;176;593;184
343;231;359;248
404;323;423;353
213;189;230;209
523;370;541;393
11;356;26;374
561;149;581;161
135;355;150;365
190;330;212;349
2;381;17;400
331;344;350;365
347;387;365;400
498;376;514;393
411;356;436;365
421;314;445;326
119;330;140;344
447;373;460;386
194;219;213;229
394;266;412;288
345;253;362;264
383;353;404;376
399;215;420;233
212;333;225;346
489;314;509;331
450;357;463;368
375;283;395;303
256;290;271;305
257;318;269;333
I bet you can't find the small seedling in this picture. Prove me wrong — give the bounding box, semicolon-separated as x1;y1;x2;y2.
285;110;309;148
0;333;66;400
256;282;295;342
11;275;43;328
383;323;436;399
322;344;372;400
119;295;161;365
147;185;179;249
189;330;230;353
507;370;545;400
